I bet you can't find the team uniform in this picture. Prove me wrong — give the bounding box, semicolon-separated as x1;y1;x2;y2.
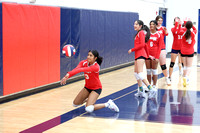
178;26;197;56
131;30;148;60
157;26;168;49
146;31;163;59
171;22;183;54
130;30;156;99
68;60;102;94
177;25;197;87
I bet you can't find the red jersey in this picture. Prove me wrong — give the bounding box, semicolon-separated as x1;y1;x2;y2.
171;22;183;50
157;26;168;49
178;26;197;55
131;30;148;59
146;31;163;59
68;60;102;90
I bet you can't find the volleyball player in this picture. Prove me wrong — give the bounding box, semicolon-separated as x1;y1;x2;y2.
169;17;183;80
145;20;162;89
60;50;119;113
155;15;171;85
128;20;156;99
178;21;197;87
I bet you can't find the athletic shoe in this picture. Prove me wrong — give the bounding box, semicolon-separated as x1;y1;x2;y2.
165;77;171;86
135;89;146;98
168;77;172;82
183;77;187;87
107;99;119;112
148;88;157;99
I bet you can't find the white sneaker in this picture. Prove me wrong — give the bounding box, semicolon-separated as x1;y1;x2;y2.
107;99;119;112
134;89;146;98
148;88;157;99
165;77;171;86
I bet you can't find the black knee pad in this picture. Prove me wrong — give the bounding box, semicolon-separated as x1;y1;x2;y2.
182;63;184;67
161;64;167;70
170;62;175;68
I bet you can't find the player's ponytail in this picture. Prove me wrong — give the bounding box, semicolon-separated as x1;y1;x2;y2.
185;21;193;40
134;20;150;43
89;50;103;66
143;25;150;43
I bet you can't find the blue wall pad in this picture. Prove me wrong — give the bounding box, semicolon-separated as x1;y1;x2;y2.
60;8;139;79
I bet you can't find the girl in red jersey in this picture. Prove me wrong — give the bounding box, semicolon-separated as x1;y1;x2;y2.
178;21;197;87
145;20;162;89
128;20;156;99
155;15;171;85
60;50;119;113
169;17;183;80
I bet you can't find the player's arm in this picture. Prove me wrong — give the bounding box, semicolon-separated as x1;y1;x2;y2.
192;26;197;35
163;27;168;36
67;65;99;78
60;64;99;85
129;31;146;52
155;34;163;59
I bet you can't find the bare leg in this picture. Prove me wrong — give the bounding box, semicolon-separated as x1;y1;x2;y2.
145;59;152;84
73;88;90;105
159;50;168;78
185;57;193;77
178;53;182;72
86;91;105;110
169;53;178;78
182;57;186;77
152;59;159;86
136;59;151;87
135;60;143;87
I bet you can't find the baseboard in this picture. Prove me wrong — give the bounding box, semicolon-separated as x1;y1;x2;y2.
0;61;134;104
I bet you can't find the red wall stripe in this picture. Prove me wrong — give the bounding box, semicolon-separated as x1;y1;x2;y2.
3;3;60;95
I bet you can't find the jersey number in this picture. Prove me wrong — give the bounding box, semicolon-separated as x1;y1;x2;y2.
150;42;153;47
178;35;182;39
186;38;192;44
84;74;89;79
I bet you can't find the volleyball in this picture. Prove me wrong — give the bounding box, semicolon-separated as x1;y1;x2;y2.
62;44;76;57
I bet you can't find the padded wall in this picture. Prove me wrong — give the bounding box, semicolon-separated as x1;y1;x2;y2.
1;3;138;96
0;3;3;95
60;8;80;79
80;10;138;69
2;3;60;95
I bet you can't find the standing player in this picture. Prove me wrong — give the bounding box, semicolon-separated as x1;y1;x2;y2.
145;20;162;89
60;50;119;113
169;17;183;80
128;20;156;99
178;21;197;87
155;15;171;85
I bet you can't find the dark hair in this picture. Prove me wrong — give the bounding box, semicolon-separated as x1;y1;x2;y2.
89;50;103;65
149;20;158;32
135;20;150;43
155;15;163;22
174;17;180;22
173;17;180;25
150;20;158;25
185;21;193;40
